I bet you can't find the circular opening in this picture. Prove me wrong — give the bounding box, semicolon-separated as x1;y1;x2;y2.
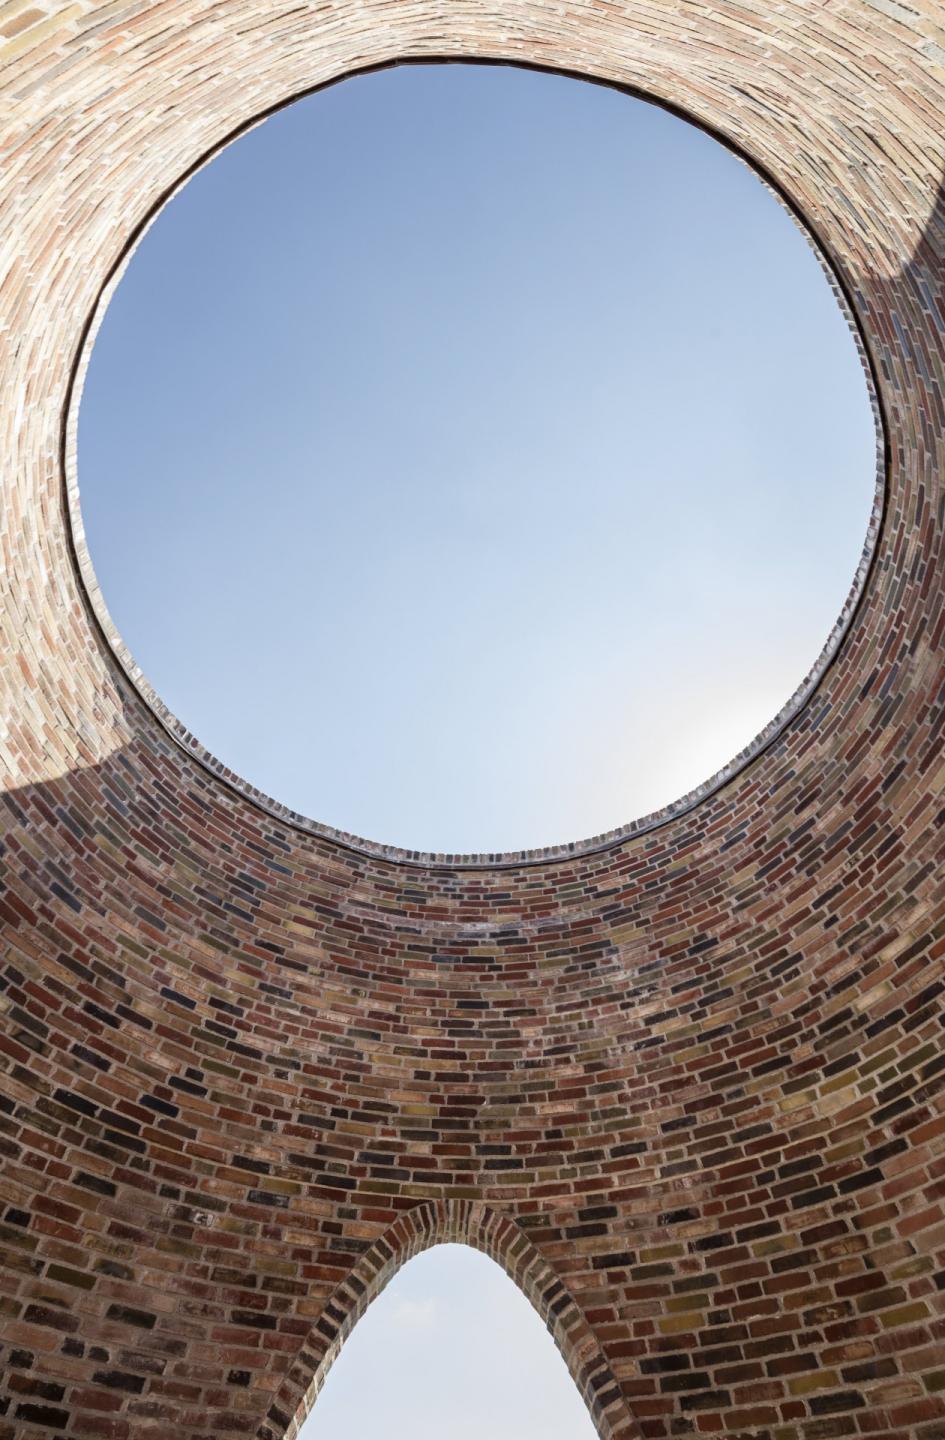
72;62;882;860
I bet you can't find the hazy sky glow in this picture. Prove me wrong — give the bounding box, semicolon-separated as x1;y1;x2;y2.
297;1245;598;1440
78;62;877;853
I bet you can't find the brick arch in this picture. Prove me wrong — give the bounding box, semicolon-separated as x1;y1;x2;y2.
265;1200;641;1440
2;5;945;1440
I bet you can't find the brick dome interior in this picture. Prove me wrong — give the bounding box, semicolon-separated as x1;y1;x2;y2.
1;4;945;1439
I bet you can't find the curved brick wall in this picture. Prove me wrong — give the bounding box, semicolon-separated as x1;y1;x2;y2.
2;5;945;1440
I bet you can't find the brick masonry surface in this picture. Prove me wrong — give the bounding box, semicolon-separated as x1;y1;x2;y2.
2;3;945;1439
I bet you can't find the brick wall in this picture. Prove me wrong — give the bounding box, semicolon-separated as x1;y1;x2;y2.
1;3;944;1438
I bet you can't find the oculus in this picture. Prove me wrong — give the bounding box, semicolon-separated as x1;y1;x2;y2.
75;63;880;857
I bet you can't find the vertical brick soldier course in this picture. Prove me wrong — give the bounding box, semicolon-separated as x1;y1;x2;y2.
1;3;945;1439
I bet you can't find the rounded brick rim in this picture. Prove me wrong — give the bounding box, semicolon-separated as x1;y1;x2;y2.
63;57;888;871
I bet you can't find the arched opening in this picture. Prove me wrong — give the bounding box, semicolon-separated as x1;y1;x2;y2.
259;1201;640;1440
299;1244;599;1439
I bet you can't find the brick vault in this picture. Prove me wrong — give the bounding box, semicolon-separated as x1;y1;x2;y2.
2;4;945;1439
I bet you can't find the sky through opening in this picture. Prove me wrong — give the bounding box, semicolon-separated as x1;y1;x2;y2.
296;1244;600;1440
77;62;878;854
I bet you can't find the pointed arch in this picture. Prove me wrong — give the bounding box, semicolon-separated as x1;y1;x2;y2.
257;1200;641;1440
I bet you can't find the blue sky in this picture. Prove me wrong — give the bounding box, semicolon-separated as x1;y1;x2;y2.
78;61;876;856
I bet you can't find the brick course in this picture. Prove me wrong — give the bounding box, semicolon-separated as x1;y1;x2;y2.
1;3;945;1438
